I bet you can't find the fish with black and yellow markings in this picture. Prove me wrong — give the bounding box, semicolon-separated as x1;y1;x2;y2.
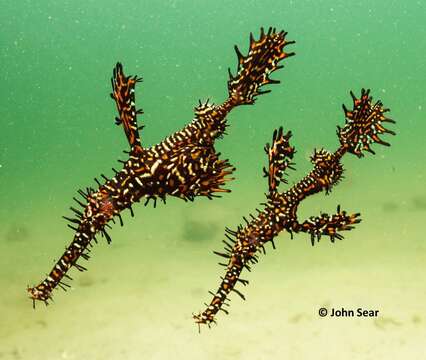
27;27;295;307
193;88;396;327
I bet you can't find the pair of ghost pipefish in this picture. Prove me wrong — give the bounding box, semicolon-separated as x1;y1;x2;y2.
193;88;396;328
27;27;295;307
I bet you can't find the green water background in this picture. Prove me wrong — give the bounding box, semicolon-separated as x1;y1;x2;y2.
1;0;425;359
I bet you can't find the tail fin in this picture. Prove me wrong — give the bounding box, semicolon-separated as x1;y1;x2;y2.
227;27;295;105
337;88;396;157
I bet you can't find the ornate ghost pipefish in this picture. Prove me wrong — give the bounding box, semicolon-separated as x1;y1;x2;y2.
193;88;396;328
27;27;295;307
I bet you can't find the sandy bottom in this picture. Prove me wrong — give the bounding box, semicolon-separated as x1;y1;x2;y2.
1;199;425;359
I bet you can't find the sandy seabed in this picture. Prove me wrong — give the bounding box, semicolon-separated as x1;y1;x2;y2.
0;224;426;360
1;200;425;359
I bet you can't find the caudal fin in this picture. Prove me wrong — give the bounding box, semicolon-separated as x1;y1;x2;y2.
337;88;396;157
227;27;295;106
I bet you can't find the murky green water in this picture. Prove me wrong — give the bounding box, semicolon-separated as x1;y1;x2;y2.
1;1;425;359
